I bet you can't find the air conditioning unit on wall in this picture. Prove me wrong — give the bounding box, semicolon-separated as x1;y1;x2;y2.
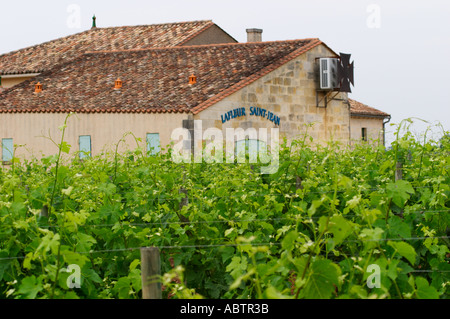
319;58;339;90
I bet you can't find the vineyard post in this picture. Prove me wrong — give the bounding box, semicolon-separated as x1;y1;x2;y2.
179;171;189;210
140;247;162;299
40;205;49;218
179;186;189;209
395;162;403;181
296;176;303;190
178;184;193;236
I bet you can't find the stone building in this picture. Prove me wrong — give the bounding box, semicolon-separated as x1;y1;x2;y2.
0;19;390;163
348;99;391;145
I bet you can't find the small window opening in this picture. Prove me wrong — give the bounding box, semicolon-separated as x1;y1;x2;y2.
362;127;368;142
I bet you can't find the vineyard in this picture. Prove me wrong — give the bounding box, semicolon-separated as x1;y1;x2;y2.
0;120;449;299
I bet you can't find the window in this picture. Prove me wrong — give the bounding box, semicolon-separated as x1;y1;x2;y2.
79;135;91;159
147;133;161;155
2;138;13;163
361;128;368;142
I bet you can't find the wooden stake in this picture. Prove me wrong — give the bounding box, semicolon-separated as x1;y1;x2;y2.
179;186;189;211
296;176;303;190
140;247;162;299
40;205;49;218
177;186;193;236
395;162;403;181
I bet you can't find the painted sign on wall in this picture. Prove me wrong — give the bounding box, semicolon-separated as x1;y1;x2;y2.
221;107;246;123
221;107;280;126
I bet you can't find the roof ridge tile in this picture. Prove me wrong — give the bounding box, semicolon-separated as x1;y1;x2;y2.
0;20;220;75
84;38;320;55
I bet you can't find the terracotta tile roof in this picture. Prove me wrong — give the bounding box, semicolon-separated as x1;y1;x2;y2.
0;39;321;114
0;20;225;75
349;98;390;118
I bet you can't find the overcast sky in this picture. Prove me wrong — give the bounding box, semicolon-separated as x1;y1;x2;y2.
1;0;449;144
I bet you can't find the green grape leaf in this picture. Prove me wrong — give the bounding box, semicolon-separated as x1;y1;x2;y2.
328;215;354;245
75;233;97;252
220;246;235;264
301;259;340;299
265;285;294;299
388;215;412;239
388;241;417;265
83;268;102;284
386;180;415;207
226;256;248;279
360;227;384;241
129;269;142;292
59;141;71;154
415;277;439;299
63;251;89;269
114;277;132;299
17;276;43;299
282;231;298;252
129;259;140;271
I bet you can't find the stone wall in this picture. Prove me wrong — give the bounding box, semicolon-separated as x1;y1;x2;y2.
194;43;351;146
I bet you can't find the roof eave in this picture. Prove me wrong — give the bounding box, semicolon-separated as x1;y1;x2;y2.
0;72;41;78
350;113;391;119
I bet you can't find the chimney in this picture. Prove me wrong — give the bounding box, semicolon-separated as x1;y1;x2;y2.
92;15;97;29
189;74;197;85
114;78;122;90
246;28;263;42
35;82;43;93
